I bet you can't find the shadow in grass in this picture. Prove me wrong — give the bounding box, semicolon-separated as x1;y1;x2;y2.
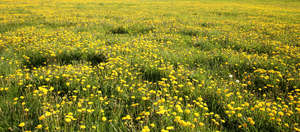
109;27;128;34
42;22;77;29
0;22;35;33
18;75;75;98
227;61;254;79
23;53;48;69
105;38;120;45
246;75;299;99
0;97;42;132
47;78;76;97
193;35;275;55
141;68;165;82
56;51;82;65
136;27;155;34
232;44;275;55
6;7;32;14
130;26;155;34
193;54;228;69
0;64;17;77
86;53;107;66
203;93;242;132
212;11;245;17
200;22;216;27
192;40;222;51
23;51;107;69
179;29;200;36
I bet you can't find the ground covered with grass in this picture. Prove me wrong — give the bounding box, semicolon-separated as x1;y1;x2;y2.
0;0;299;131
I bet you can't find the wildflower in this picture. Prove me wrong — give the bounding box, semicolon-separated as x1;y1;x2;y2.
142;126;150;132
45;111;52;117
39;115;45;120
80;125;86;129
161;129;169;132
122;115;132;120
19;122;25;127
278;112;284;116
150;123;155;127
184;109;191;114
237;113;242;118
166;126;174;130
247;117;255;125
199;122;204;127
65;118;72;123
36;124;42;129
144;112;150;116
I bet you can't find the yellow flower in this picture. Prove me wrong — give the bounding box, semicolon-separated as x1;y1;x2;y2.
66;82;70;86
145;112;150;116
80;125;86;129
247;117;255;125
166;126;174;130
39;115;45;120
161;129;169;132
150;123;155;127
142;126;150;132
278;112;284;116
184;109;191;114
122;115;132;120
65;118;72;123
45;111;52;117
36;124;42;129
19;122;25;127
102;117;107;121
237;113;242;118
199;122;204;127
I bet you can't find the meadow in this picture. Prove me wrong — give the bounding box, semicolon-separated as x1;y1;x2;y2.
0;0;299;131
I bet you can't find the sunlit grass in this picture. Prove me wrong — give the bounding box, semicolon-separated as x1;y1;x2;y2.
0;0;299;131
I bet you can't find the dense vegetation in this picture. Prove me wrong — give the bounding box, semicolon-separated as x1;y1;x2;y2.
0;0;299;131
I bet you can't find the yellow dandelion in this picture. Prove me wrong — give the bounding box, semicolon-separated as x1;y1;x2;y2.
19;122;25;127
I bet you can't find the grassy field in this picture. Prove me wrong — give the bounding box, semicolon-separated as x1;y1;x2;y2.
0;0;299;131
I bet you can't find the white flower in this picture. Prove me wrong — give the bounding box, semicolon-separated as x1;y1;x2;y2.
235;80;240;83
229;74;233;78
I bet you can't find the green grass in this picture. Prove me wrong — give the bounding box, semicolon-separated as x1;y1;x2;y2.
0;0;299;131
